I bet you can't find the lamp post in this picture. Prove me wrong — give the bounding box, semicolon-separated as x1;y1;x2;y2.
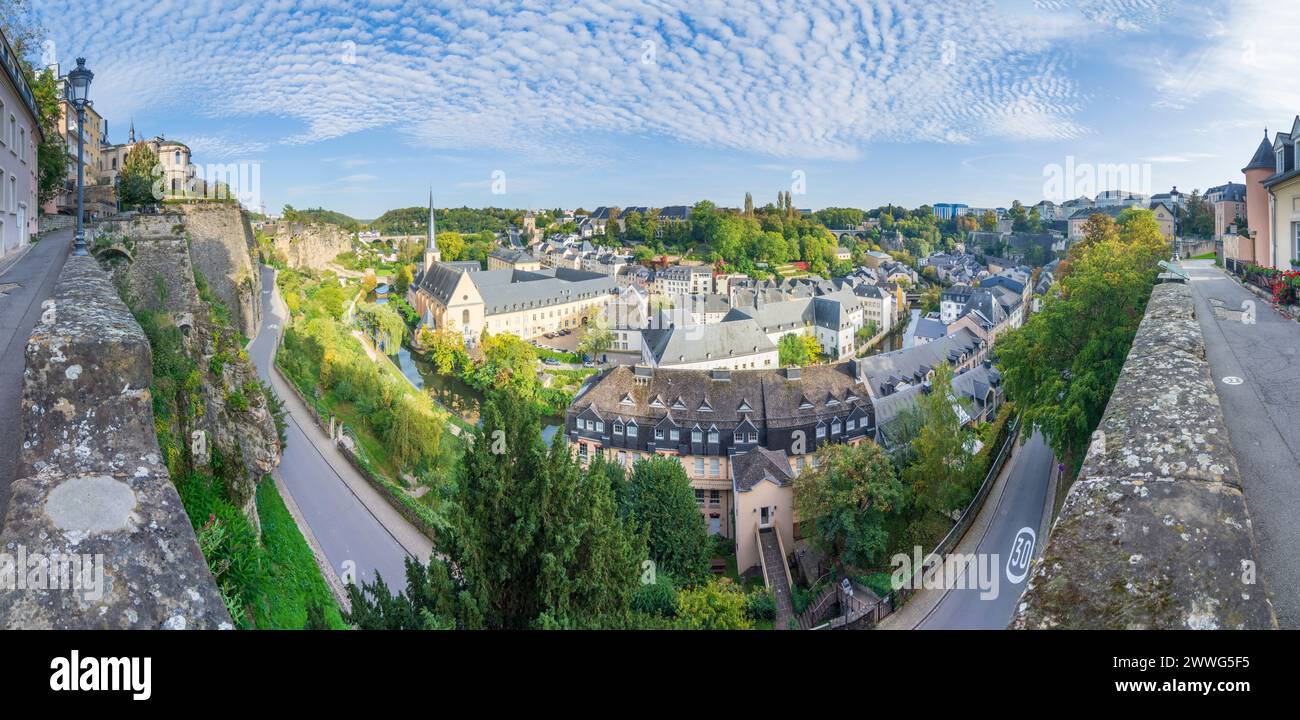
66;58;93;256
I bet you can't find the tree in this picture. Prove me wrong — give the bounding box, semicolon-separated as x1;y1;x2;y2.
119;143;162;207
980;210;998;232
474;331;539;400
393;264;414;295
625;456;711;583
346;392;645;629
385;392;443;469
354;301;405;353
903;364;979;521
996;208;1164;472
576;309;613;360
675;578;752;630
29;68;65;207
793;441;907;571
420;326;469;375
778;332;822;366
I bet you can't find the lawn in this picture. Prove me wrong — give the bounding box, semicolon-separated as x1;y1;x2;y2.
255;478;349;629
1190;251;1216;260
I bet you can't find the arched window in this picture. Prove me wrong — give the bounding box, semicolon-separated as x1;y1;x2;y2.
461;309;470;325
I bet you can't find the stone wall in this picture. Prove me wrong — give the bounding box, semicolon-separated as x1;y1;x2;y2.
0;256;231;629
1013;282;1276;630
181;205;262;339
262;220;353;271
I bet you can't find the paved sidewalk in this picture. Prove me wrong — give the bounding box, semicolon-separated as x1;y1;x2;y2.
1184;260;1300;627
0;231;71;525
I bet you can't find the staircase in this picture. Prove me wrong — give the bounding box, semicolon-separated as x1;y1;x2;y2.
757;528;795;629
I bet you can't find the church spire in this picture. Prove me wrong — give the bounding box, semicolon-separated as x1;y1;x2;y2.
427;188;437;252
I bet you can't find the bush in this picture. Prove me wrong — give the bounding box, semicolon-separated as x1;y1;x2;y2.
746;590;776;621
630;575;677;618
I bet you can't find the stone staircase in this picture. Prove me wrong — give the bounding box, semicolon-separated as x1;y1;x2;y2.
758;528;794;629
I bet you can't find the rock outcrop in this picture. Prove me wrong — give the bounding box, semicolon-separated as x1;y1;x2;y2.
261;220;353;271
1013;282;1276;630
0;256;231;629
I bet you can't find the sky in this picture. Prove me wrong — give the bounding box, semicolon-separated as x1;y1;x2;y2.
27;0;1300;218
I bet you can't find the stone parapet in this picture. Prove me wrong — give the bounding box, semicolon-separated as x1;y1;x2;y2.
1013;282;1276;630
0;256;231;629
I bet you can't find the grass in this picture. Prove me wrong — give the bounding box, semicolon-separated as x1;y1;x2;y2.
255;478;349;629
1190;251;1216;260
534;345;582;364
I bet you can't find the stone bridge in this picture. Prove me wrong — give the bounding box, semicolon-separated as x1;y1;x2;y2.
1013;281;1276;629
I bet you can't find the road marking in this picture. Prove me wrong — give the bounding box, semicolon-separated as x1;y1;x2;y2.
1006;527;1036;584
1222;376;1244;386
0;282;18;297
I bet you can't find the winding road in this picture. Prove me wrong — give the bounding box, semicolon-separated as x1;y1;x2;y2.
248;264;432;592
917;431;1055;629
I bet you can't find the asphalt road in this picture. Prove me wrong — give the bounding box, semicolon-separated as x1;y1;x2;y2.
918;431;1055;629
0;232;71;526
249;264;418;590
1184;260;1300;628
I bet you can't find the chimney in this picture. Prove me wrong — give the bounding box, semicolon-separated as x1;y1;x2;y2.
785;366;801;380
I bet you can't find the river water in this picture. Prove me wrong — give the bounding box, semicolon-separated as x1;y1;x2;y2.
390;346;563;445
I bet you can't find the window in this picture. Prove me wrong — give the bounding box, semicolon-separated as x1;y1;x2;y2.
612;422;623;435
694;489;705;505
594;421;604;433
694;458;704;476
7;177;13;213
707;430;719;444
626;424;637;438
669;429;680;442
709;458;720;477
709;490;720;507
691;429;702;443
578;443;589;459
816;424;826;439
831;420;842;435
847;418;857;431
1294;223;1300;264
618;451;628;468
655;428;664;440
18;128;24;162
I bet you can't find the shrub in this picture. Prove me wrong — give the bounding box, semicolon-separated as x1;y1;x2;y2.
631;574;678;618
746;590;776;621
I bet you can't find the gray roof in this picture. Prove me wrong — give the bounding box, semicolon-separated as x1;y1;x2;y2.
852;328;985;397
733;447;795;492
489;247;538;264
414;262;614;316
1244;131;1276;172
914;317;947;339
643;320;776;366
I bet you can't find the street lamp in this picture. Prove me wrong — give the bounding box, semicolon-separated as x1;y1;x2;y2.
66;58;93;256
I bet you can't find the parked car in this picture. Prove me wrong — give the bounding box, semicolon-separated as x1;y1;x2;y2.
542;358;561;366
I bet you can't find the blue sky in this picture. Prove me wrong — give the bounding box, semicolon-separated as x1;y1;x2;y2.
30;0;1300;218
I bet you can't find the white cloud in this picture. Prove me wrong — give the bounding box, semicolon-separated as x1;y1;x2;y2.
41;0;1092;162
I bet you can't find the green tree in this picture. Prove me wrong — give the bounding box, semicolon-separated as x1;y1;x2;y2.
576;310;614;360
346;392;645;629
119;143;162;207
793;441;906;570
675;578;752;630
996;209;1165;472
419;326;469;375
475;331;539;399
903;364;979;521
626;456;711;583
778;332;821;366
354;301;405;352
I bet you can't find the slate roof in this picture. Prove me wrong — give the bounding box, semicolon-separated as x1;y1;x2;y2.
914;317;948;340
852;328;985;397
489;247;538;264
642;320;776;366
732;447;796;492
1243;131;1276;172
414;262;614;316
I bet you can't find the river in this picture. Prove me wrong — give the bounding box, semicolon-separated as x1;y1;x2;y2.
390;346;563;445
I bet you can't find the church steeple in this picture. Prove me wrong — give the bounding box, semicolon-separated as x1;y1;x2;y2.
423;188;440;272
129;118;136;144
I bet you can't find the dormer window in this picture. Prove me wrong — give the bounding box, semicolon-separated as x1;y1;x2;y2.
620;393;634;405
612;421;624;435
626;422;638;438
698;399;713;412
1279;148;1286;174
691;428;703;443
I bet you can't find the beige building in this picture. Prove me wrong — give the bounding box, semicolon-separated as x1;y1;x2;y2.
408;194;614;342
100;125;195;199
0;30;41;258
43;62;108;216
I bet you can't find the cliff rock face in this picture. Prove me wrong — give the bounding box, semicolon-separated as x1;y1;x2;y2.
0;256;231;628
263;220;353;270
102;211;280;529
